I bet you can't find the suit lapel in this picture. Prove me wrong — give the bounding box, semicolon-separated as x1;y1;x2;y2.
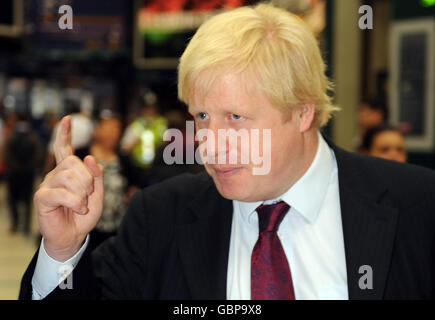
176;174;233;299
328;137;399;299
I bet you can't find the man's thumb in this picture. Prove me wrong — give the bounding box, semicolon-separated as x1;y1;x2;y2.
84;155;104;178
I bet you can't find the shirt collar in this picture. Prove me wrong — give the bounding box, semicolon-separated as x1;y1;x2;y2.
236;131;334;224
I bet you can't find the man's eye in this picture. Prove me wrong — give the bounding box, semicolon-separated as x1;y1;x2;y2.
197;112;209;120
230;114;244;120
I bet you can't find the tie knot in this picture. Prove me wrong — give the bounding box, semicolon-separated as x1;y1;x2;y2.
256;201;290;233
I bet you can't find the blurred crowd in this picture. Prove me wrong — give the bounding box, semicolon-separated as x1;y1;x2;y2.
0;90;202;249
0;90;407;246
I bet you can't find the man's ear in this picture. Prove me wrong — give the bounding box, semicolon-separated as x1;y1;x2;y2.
298;102;316;132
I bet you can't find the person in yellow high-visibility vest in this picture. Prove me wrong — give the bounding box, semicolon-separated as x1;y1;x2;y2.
121;93;168;168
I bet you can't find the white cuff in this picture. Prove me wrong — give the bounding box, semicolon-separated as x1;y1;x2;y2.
31;235;89;300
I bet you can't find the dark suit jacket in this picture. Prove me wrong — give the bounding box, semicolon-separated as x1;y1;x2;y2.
19;136;435;300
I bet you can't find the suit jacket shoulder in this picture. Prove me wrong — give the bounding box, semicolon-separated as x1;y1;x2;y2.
328;140;435;299
339;149;435;210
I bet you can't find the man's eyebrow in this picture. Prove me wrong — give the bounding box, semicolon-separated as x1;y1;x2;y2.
187;106;200;114
188;105;254;115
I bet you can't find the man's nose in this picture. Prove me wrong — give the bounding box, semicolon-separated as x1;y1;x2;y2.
205;120;230;159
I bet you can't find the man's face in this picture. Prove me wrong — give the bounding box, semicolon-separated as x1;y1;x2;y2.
189;73;310;202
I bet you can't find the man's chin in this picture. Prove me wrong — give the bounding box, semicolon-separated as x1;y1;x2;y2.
213;180;253;201
217;188;249;201
205;166;255;200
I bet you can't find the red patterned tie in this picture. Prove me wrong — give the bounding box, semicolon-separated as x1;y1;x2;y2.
251;201;295;300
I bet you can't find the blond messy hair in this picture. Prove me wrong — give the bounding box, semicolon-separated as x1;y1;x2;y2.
178;3;339;128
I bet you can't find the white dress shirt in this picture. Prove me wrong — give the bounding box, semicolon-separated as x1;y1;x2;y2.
227;131;349;300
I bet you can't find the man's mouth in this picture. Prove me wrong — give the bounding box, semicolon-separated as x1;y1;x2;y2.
212;166;243;178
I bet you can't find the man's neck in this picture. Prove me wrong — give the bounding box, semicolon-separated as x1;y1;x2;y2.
266;129;319;201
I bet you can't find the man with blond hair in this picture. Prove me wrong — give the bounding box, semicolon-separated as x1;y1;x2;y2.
20;4;435;300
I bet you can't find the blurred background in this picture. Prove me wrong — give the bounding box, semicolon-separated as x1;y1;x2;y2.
0;0;434;299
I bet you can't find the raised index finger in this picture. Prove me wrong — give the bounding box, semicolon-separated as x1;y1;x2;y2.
54;115;74;165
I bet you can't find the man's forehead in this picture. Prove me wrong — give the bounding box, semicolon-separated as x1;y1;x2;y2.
188;95;266;116
189;77;268;112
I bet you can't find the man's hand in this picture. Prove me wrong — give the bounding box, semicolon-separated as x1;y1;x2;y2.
34;116;104;262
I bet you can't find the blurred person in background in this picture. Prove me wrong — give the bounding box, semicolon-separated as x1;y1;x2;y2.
360;124;407;163
0;115;4;177
2;112;19;141
77;113;131;251
32;111;59;173
0;112;18;177
355;98;389;152
148;109;203;185
120;91;167;187
4;113;42;235
44;102;94;174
